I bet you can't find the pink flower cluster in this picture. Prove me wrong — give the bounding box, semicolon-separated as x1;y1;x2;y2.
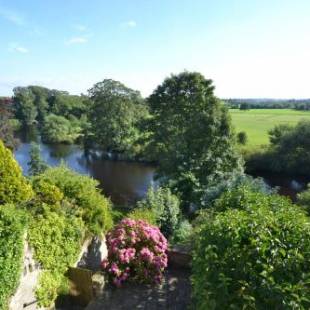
101;218;168;287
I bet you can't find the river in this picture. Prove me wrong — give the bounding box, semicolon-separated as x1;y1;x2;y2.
14;130;308;204
14;131;155;205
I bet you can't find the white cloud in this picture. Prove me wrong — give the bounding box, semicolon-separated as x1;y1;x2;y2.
8;43;29;53
73;24;87;32
121;20;137;28
0;7;25;26
65;37;88;45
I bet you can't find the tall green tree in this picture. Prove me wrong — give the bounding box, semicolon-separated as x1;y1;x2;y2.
28;142;48;175
147;72;242;208
88;79;148;154
13;87;38;125
0;99;19;149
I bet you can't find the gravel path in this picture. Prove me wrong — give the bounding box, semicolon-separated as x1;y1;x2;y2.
86;268;191;310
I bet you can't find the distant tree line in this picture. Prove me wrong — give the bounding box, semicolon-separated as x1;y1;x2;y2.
225;98;310;110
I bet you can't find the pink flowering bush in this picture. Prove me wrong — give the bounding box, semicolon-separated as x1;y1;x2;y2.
101;218;168;287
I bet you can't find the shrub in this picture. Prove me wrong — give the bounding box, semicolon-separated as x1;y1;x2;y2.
128;208;157;225
0;140;33;204
297;184;310;215
28;210;84;307
170;219;193;246
31;178;64;205
33;165;113;234
212;185;290;214
237;131;248;145
101;218;168;286
137;187;180;237
0;205;27;309
192;191;310;309
201;172;274;208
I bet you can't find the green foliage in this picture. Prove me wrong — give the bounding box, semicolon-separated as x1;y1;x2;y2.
27;142;48;175
237;131;247;145
13;87;38;125
0;101;19;150
128;207;157;225
146;72;242;208
0;140;33;204
212;185;288;214
201;171;274;208
192;189;310;309
88;79;148;155
42;114;82;144
0;205;27;309
28;210;84;307
35;165;113;234
50;93;88;118
35;272;62;308
170;219;193;246
267;120;310;175
31;178;64;205
137;187;180;237
297;184;310;215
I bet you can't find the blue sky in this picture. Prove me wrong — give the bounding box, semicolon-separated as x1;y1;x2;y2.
1;0;310;98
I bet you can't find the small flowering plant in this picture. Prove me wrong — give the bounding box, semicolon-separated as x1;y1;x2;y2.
101;218;168;287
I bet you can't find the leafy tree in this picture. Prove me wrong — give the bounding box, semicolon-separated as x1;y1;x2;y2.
239;102;250;110
13;87;38;125
50;93;89;118
237;131;247;145
28;86;50;122
268;120;310;175
28;142;48;175
42;114;82;144
0;140;33;204
0;100;19;149
88;79;148;154
147;72;242;208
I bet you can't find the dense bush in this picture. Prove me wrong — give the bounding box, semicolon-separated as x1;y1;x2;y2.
136;187;180;237
201;172;274;209
28;210;84;307
297;184;310;215
237;131;248;145
0;205;27;309
0;140;33;204
128;207;157;225
33;165;113;234
247;120;310;176
192;189;310;309
101;218;168;286
170;219;193;246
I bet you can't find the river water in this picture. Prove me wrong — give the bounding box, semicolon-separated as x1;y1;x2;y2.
13;130;308;204
14;132;155;205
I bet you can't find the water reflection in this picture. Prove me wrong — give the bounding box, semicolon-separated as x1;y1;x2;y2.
14;129;155;205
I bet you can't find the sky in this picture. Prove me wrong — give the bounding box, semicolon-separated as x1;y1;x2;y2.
1;0;310;98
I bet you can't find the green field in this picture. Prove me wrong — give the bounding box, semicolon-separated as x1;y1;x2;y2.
230;109;310;148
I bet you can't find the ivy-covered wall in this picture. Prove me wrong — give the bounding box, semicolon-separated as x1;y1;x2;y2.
0;204;26;309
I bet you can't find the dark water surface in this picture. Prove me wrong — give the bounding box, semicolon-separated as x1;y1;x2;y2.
14;129;308;204
14;131;155;205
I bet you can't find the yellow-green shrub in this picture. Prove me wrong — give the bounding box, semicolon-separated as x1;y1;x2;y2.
32;165;113;234
0;140;33;204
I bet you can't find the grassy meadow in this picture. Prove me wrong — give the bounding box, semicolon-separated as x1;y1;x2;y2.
230;109;310;149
